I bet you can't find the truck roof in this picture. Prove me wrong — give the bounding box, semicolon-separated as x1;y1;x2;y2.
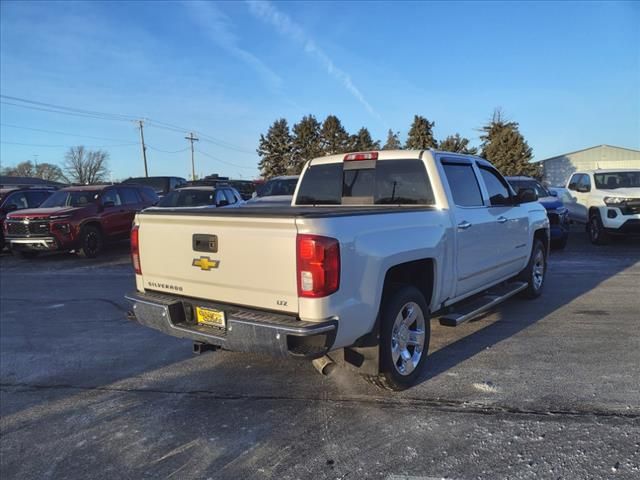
308;149;485;166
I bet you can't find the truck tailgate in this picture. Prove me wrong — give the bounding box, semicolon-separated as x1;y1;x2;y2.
137;212;299;314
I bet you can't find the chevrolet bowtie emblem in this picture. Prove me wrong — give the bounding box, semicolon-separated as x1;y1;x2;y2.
192;256;220;271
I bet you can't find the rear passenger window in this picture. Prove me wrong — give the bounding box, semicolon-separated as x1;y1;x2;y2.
119;188;140;205
479;167;512;206
442;163;484;207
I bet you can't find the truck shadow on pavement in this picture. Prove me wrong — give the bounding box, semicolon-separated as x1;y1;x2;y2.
417;233;640;388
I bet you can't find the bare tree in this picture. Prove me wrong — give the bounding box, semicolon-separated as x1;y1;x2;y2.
1;160;35;177
63;146;109;184
36;163;65;181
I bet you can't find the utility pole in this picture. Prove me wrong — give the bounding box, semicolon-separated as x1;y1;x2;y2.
137;120;149;177
185;132;199;181
33;155;39;178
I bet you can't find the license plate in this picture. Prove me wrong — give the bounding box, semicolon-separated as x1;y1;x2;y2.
195;306;226;328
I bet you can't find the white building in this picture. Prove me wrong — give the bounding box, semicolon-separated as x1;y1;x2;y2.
538;145;640;186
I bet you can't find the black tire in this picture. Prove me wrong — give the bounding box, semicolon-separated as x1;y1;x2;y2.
366;285;431;391
14;250;40;259
518;239;546;299
551;235;568;250
587;212;610;245
79;225;104;258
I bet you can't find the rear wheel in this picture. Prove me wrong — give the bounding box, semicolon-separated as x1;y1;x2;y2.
80;225;104;258
518;239;546;299
366;286;431;391
587;212;610;245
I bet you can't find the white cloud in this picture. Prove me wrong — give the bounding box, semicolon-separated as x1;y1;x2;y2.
186;1;282;89
246;0;381;120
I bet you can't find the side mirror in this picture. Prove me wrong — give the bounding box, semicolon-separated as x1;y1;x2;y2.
4;204;18;212
516;188;537;204
217;199;229;207
102;201;115;208
577;185;590;193
549;190;558;197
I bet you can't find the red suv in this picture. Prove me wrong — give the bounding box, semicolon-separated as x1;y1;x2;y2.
3;184;158;258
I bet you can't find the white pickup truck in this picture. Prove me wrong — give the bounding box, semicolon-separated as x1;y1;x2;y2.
562;169;640;244
126;150;549;390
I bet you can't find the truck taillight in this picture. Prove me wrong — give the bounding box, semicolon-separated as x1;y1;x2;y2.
297;234;340;298
131;225;141;275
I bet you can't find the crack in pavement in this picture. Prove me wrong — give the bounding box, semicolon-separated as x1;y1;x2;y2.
1;382;638;420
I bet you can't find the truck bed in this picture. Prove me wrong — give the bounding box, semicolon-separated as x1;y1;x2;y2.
141;205;435;219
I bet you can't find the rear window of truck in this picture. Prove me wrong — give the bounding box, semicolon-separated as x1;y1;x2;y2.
296;159;434;205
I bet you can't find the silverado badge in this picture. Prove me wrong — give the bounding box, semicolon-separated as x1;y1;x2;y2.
192;256;220;271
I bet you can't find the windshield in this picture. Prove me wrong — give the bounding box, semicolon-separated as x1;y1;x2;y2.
509;180;550;198
158;189;215;207
39;190;99;208
594;171;640;190
256;178;298;197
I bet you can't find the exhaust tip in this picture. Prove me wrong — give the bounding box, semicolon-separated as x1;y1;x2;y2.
312;356;336;376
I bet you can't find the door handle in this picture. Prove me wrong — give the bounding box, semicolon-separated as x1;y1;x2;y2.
457;221;472;230
497;216;508;224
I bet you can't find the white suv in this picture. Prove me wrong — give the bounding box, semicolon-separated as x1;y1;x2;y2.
564;169;640;244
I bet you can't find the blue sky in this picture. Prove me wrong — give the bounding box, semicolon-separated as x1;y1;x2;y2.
1;0;638;180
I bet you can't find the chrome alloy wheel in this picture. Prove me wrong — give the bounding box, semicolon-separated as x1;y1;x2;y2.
390;302;426;376
532;249;545;291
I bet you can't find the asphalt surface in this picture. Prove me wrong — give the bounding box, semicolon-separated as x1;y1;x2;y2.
1;230;639;479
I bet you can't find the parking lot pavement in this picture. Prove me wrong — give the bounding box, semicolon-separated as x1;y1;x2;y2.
1;230;639;479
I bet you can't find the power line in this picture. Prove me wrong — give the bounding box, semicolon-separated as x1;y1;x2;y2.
0;95;136;121
146;145;190;154
0;122;131;142
1;95;256;154
0;140;138;148
196;148;256;170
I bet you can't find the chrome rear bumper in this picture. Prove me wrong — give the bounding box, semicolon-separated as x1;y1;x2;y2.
125;291;337;358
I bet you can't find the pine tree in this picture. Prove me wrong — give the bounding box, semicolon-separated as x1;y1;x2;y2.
480;109;539;177
439;133;478;155
405;115;437;150
320;115;350;155
291;115;322;174
350;127;380;152
382;129;402;150
257;118;292;178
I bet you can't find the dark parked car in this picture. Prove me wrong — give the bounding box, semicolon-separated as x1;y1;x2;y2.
507;176;570;249
155;186;243;208
122;176;187;197
3;184;158;258
188;175;256;200
253;175;299;198
0;187;56;250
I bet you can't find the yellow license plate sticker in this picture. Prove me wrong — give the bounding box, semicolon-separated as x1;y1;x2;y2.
196;306;226;328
